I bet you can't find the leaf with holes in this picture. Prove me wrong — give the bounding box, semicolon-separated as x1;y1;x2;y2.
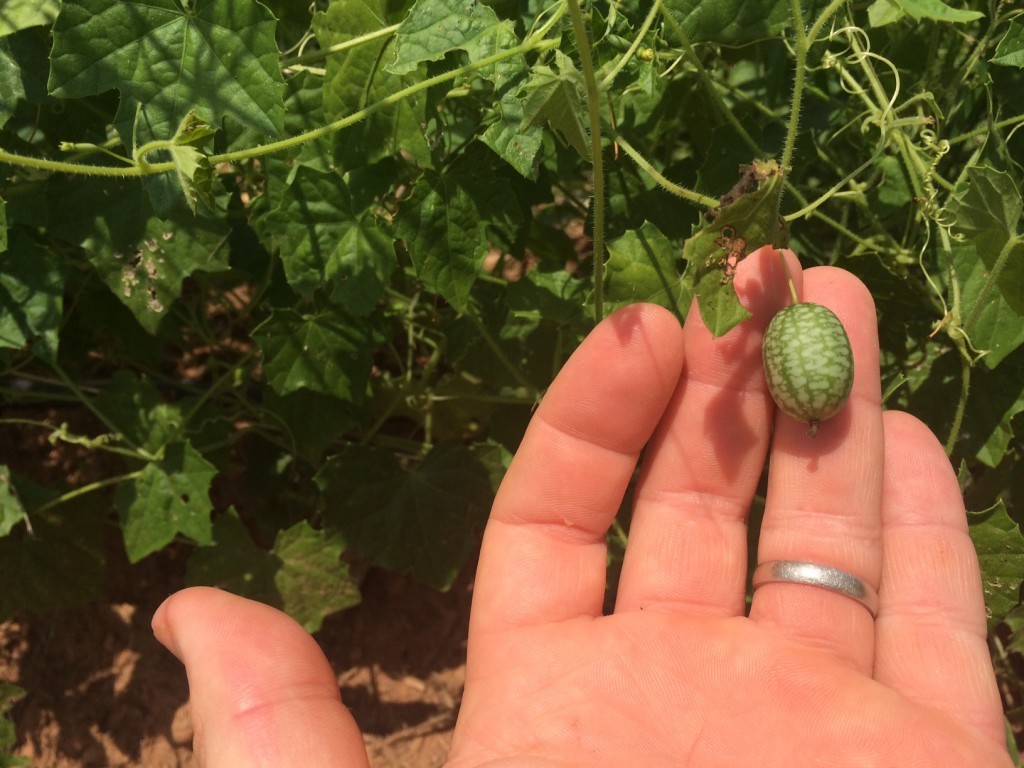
969;500;1024;631
116;441;217;563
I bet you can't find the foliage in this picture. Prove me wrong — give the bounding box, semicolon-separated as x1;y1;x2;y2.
1;0;1023;753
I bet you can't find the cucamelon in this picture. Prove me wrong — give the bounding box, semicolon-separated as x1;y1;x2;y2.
762;302;854;437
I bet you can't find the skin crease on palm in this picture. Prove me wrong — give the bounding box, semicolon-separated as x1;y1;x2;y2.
151;247;1013;768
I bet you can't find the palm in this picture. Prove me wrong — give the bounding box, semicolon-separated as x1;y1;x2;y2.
448;614;992;767
152;250;1011;768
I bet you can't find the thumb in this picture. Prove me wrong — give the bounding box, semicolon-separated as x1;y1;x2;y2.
152;587;369;768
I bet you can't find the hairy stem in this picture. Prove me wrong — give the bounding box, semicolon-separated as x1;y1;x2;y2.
600;0;661;90
0;38;557;178
609;129;719;208
32;470;146;517
280;24;401;68
944;352;970;456
660;11;762;158
566;0;607;323
780;0;809;174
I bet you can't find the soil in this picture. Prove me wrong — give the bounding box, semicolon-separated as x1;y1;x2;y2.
0;406;472;768
1;547;471;768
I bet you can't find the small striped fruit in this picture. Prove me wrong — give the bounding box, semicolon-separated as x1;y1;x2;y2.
762;302;854;437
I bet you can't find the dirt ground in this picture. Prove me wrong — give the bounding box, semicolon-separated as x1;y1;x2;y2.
1;542;472;768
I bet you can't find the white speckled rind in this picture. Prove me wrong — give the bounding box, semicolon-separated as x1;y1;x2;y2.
762;302;854;428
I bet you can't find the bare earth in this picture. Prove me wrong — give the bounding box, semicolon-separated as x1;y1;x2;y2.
2;545;472;768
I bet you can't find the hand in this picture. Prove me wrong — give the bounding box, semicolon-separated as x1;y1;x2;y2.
153;247;1011;767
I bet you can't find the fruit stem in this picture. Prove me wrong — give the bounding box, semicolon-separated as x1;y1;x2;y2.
776;248;799;305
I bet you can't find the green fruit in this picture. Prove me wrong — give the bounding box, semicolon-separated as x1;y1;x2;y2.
762;302;854;436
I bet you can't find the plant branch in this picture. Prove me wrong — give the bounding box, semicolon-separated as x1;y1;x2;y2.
566;0;607;323
659;11;762;158
963;235;1022;336
609;128;719;208
466;307;538;398
32;470;146;517
599;0;661;90
0;38;557;179
280;24;401;68
944;353;970;456
780;0;809;174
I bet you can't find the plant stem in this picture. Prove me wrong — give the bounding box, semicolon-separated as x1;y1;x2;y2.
466;307;539;398
599;0;661;90
780;0;809;174
280;24;401;67
565;0;606;323
947;113;1024;146
47;359;142;451
609;129;719;208
778;249;800;305
806;0;848;42
659;11;762;158
777;0;848;173
963;235;1022;336
0;38;557;178
32;470;145;517
215;37;555;164
783;141;886;221
0;149;157;177
944;353;970;456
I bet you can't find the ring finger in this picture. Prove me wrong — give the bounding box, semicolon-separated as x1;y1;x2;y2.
748;266;884;674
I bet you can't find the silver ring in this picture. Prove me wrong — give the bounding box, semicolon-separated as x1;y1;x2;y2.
752;560;879;618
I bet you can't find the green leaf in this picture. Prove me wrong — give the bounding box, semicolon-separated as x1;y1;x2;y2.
48;0;284;150
388;0;541;175
89;209;231;334
0;0;59;36
396;158;519;312
92;371;179;452
473;22;544;178
0;39;25;128
0;231;65;357
951;167;1022;249
40;176;231;333
313;0;431;169
969;500;1024;631
603;221;690;320
0;197;5;254
271;519;361;632
949;166;1024;367
0;466;27;538
389;0;500;74
186;510;361;633
682;159;787;337
521;51;591;161
0;682;28;766
259;166;395;313
868;0;984;27
507;269;590;330
116;440;217;563
960;349;1024;468
316;442;493;590
165;110;218;214
992;20;1024;68
662;0;816;45
262;388;357;461
252;309;378;401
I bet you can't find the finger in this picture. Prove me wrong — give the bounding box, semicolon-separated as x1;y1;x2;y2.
152;587;369;768
614;246;800;616
469;304;685;634
874;411;1008;751
749;267;884;674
